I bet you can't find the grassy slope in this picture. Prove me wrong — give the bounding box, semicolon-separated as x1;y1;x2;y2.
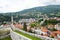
0;36;12;40
14;30;42;40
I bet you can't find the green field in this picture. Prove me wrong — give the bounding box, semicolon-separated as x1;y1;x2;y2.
14;30;42;40
0;36;12;40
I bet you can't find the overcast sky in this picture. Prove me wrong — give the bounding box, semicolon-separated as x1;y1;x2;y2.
0;0;60;13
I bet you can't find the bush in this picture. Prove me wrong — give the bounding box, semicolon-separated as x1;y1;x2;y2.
48;28;57;31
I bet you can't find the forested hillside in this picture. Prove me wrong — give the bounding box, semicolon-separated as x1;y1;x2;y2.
0;5;60;22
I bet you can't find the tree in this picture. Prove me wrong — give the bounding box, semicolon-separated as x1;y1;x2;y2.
38;19;43;23
45;19;57;25
30;22;37;28
23;22;27;31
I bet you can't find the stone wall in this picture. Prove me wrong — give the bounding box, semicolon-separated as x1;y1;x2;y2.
15;28;57;40
0;34;10;39
10;31;31;40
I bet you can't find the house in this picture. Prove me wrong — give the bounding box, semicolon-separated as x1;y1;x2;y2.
19;18;36;23
40;27;56;37
47;24;54;29
50;32;56;38
0;23;10;28
40;27;49;36
57;18;60;21
53;31;60;38
13;23;23;29
55;23;60;30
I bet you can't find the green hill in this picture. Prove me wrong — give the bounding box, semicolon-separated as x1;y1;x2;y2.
0;5;60;22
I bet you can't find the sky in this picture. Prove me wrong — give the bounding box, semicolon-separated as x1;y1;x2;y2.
0;0;60;13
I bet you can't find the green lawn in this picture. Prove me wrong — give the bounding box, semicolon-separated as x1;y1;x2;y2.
14;30;42;40
0;36;12;40
0;30;10;34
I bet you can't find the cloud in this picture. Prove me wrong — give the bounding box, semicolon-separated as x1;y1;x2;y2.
55;0;60;4
0;0;60;13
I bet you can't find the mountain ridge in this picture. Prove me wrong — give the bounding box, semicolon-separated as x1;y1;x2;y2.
0;5;60;22
1;5;60;18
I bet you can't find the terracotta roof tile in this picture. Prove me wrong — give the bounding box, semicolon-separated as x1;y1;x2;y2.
53;31;60;34
41;27;49;32
50;33;56;37
13;24;23;29
43;34;48;36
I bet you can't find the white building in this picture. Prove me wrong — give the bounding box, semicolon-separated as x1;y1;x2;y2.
19;18;36;23
55;23;60;30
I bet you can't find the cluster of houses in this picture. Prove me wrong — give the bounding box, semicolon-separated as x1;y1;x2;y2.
0;18;60;40
18;18;60;40
32;23;60;40
47;17;60;21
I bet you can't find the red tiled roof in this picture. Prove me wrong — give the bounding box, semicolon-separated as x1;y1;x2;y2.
57;38;60;40
43;34;48;36
50;33;56;37
53;31;60;34
41;27;49;32
42;29;48;32
3;24;9;27
13;23;23;29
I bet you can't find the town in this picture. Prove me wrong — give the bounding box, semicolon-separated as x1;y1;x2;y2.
0;14;60;40
0;0;60;40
